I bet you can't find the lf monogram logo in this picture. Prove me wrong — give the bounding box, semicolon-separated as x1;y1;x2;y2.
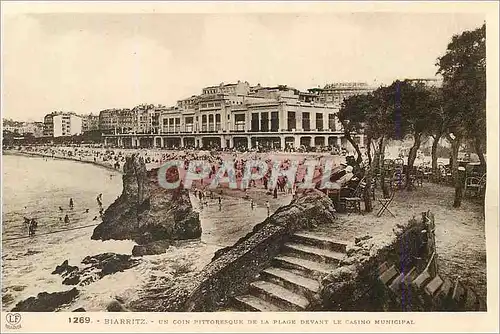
5;313;22;329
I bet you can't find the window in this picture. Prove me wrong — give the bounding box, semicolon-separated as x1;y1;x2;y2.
287;112;296;131
208;114;214;131
202;115;207;132
302;112;310;131
271;111;279;132
328;114;336;131
316;113;323;131
261;112;269;132
235;114;245;131
215;114;221;130
251;113;259;132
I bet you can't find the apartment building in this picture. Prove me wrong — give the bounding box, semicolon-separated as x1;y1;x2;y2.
102;81;370;150
52;114;82;137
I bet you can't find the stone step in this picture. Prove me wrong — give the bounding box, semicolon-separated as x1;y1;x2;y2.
477;294;487;311
291;232;348;253
389;273;405;293
425;275;444;297
250;280;310;311
283;242;345;265
221;307;242;312
401;267;418;286
464;288;479;311
412;269;432;290
273;255;332;279
378;262;390;275
261;267;320;296
436;278;453;299
451;280;466;306
379;265;399;285
233;294;283;312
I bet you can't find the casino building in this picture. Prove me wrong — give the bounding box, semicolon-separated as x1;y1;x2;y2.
102;81;373;150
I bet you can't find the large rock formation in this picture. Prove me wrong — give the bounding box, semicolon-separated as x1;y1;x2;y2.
52;253;141;286
91;154;201;243
11;288;80;312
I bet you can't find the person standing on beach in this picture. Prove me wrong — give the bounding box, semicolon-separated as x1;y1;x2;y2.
69;198;74;209
266;201;270;217
64;214;70;224
28;220;35;237
251;199;254;210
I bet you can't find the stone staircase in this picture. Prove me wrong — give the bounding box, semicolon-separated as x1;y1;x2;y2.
228;231;349;312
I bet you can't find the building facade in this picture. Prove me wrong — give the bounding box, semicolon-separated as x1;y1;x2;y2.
102;81;370;150
52;114;82;137
3;120;44;137
81;114;100;133
308;82;374;107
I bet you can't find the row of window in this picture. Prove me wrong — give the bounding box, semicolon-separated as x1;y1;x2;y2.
200;102;223;109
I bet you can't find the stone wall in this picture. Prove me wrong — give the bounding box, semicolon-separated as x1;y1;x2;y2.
182;190;338;312
320;214;430;311
320;211;486;312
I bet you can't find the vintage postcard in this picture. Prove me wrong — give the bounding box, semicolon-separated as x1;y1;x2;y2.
1;1;498;333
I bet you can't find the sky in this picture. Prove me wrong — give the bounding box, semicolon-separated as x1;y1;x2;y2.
2;11;485;122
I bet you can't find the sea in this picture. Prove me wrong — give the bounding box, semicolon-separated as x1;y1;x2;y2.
1;154;259;311
1;154;139;311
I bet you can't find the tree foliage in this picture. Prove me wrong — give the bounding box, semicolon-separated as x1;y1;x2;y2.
437;23;486;166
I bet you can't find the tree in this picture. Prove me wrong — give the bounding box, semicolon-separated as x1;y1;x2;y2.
437;23;486;173
398;80;441;189
426;88;448;181
338;94;375;211
338;91;396;210
338;94;372;165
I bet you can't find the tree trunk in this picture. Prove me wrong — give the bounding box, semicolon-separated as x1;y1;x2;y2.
453;167;466;208
363;167;373;212
344;131;363;165
378;136;390;198
405;133;422;190
450;136;462;183
366;136;373;167
474;135;486;169
431;133;441;182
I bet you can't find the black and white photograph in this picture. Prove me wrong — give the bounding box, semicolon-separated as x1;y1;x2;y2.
1;2;497;331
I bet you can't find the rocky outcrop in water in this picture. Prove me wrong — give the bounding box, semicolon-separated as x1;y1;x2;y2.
132;240;171;257
11;288;79;312
52;253;141;286
91;154;201;243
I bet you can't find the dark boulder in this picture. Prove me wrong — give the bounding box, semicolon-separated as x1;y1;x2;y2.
52;253;140;287
62;275;81;286
52;260;79;276
11;288;79;312
107;300;130;312
132;240;171;257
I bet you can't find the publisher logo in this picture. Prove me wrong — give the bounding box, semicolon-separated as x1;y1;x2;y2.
5;313;22;329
